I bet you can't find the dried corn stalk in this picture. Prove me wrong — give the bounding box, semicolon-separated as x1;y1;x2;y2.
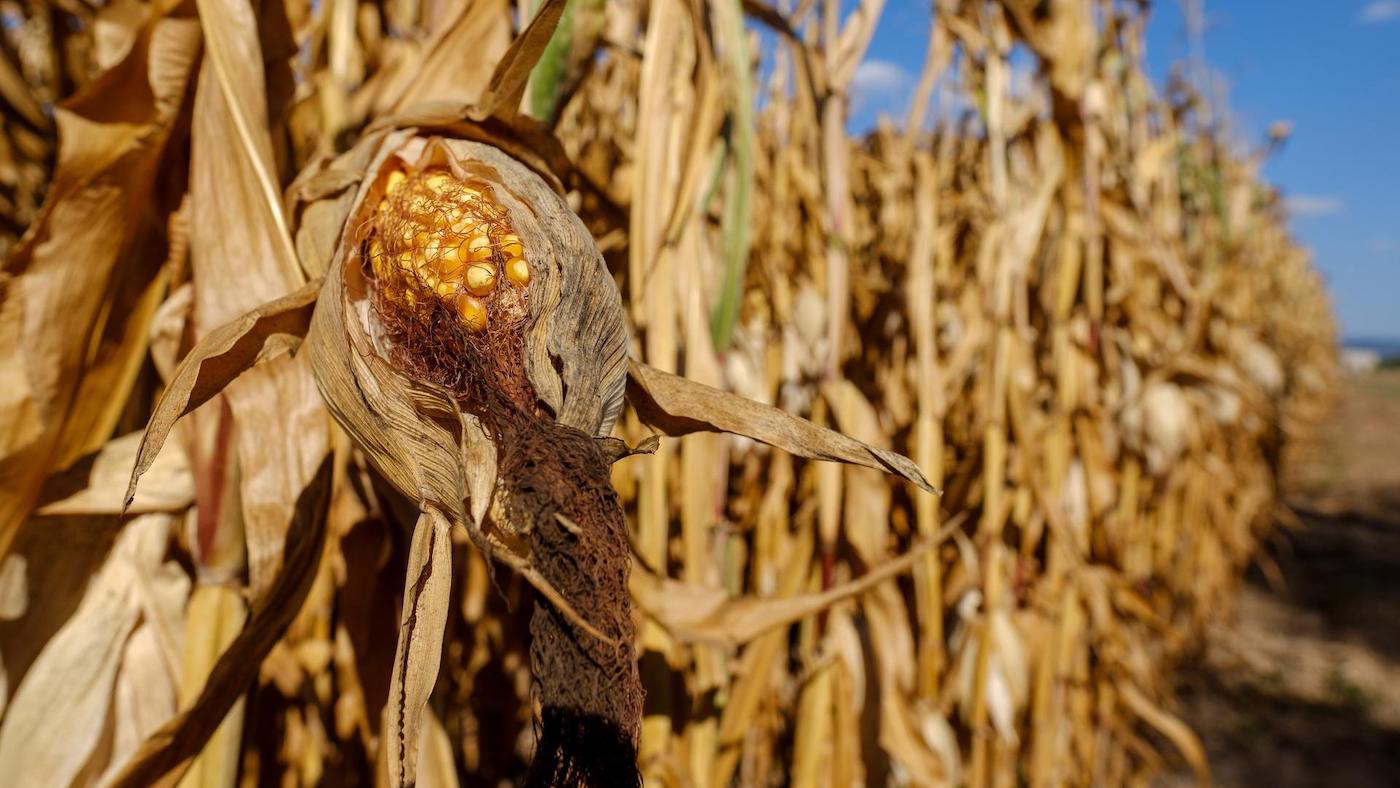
0;0;1338;786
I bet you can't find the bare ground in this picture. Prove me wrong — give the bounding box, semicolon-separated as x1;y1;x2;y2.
1161;369;1400;788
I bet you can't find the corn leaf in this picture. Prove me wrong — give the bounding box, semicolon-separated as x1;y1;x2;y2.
626;360;935;493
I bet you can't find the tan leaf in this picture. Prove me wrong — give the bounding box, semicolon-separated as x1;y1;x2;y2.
97;618;183;786
1118;680;1211;787
188;0;302;311
123;279;321;511
386;0;511;114
224;356;330;596
106;456;331;788
0;514;185;784
175;585;248;788
0;554;25;621
384;508;454;788
470;0;568;121
39;430;193;516
0;17;202;558
186;0;332;595
632;536;943;648
50;242;169;472
415;707;460;788
626;360;935;493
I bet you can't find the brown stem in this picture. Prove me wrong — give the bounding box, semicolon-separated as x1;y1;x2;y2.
505;419;642;787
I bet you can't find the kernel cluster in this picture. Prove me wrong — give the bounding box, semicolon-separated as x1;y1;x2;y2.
364;167;531;333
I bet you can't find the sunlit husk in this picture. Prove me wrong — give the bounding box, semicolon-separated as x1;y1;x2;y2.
304;129;630;527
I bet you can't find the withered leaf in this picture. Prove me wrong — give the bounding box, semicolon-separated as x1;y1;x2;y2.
187;0;331;594
106;456;331;788
472;0;567;122
40;430;193;516
633;539;938;648
626;360;935;493
385;507;453;788
189;0;302;299
124;278;321;510
0;17;202;558
0;515;185;785
388;0;511;114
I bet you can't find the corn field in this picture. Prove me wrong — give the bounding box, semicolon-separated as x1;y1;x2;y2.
0;0;1337;786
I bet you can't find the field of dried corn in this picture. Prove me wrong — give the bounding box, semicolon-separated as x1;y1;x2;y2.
0;0;1338;786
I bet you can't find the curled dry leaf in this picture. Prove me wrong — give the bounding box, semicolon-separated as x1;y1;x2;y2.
123;278;322;510
632;537;941;648
42;430;193;516
0;514;186;786
0;16;202;558
627;359;936;494
107;456;331;788
1118;680;1211;787
384;507;452;788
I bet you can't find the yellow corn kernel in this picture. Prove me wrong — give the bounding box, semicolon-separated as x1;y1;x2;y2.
465;262;497;296
385;170;406;194
449;217;481;236
505;257;530;287
466;233;493;262
440;241;467;272
368;238;386;275
424;171;453;191
499;234;523;259
454;294;488;332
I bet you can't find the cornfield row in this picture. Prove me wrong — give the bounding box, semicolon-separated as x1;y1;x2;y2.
0;0;1336;786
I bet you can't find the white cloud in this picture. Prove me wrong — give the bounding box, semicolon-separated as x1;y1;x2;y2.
850;60;911;119
1372;236;1398;254
1359;1;1400;23
1284;194;1344;217
852;60;910;97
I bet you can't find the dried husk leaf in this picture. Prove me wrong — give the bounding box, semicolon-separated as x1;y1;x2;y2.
175;584;248;788
627;360;935;493
632;536;939;648
384;507;453;788
187;0;330;597
124;278;322;510
0;17;202;558
383;0;511;115
0;514;186;785
106;457;331;788
41;430;193;516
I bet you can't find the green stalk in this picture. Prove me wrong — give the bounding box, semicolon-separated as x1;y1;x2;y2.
709;0;755;351
526;0;580;122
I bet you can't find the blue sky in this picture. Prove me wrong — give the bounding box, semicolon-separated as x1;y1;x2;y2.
845;1;1400;341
